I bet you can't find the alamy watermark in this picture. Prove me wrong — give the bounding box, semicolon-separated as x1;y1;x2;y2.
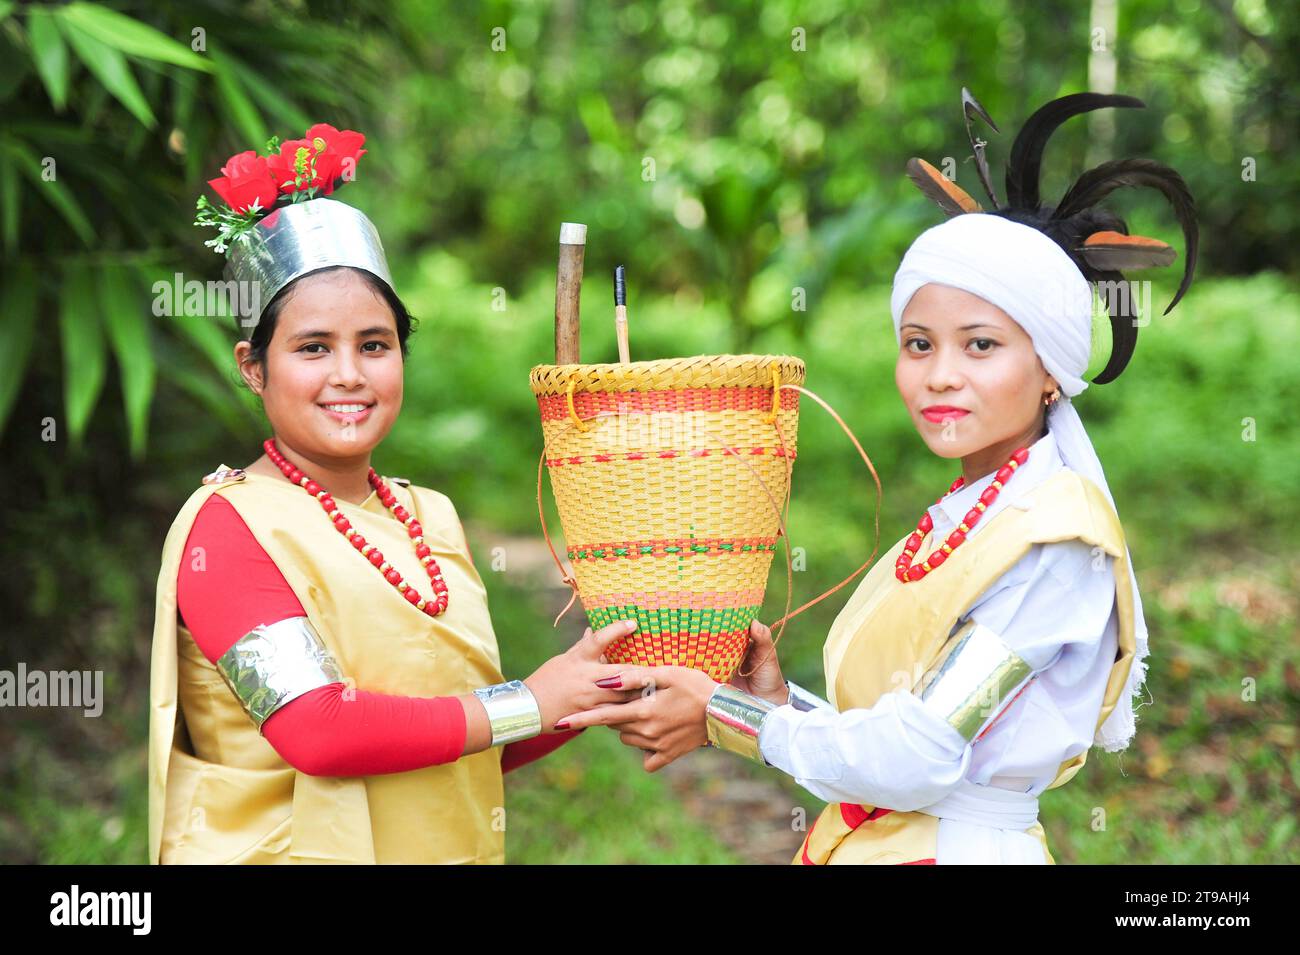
152;272;263;327
0;663;103;717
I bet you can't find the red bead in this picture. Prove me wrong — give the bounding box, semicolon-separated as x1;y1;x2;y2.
906;565;926;581
1011;448;1029;465
927;550;947;567
947;530;965;547
996;466;1015;484
906;533;923;550
917;513;933;534
964;508;982;526
979;486;999;506
263;436;450;618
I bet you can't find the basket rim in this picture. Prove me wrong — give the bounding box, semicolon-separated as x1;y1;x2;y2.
530;353;806;396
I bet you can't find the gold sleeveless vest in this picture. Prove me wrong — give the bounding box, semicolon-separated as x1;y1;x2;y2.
795;468;1137;864
147;466;507;864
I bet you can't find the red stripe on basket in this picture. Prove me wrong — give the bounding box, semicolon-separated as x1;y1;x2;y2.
586;589;767;609
544;446;796;467
567;536;778;560
537;386;800;421
898;858;937;865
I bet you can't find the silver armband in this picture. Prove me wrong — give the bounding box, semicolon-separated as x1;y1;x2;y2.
916;621;1033;743
216;616;345;731
704;684;778;764
472;680;542;746
784;679;833;712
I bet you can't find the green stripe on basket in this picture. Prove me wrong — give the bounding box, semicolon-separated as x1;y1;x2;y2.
587;604;762;635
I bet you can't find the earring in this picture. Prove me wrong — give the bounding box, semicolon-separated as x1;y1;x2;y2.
1044;387;1061;407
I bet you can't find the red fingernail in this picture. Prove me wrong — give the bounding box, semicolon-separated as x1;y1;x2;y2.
554;721;570;731
595;676;623;689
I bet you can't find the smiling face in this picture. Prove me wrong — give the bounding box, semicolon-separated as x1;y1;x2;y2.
236;268;404;464
895;283;1057;474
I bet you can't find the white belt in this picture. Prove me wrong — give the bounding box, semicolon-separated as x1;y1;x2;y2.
915;778;1040;830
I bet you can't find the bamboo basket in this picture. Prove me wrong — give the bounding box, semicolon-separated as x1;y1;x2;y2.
531;354;804;682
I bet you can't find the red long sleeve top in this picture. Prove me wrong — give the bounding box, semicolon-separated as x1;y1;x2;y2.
176;493;578;776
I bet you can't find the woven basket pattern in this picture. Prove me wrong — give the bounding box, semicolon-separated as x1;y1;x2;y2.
531;355;804;681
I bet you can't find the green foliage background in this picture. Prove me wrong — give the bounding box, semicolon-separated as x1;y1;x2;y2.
0;0;1296;863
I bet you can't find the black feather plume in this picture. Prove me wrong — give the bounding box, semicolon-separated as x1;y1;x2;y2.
937;88;1201;382
1004;93;1144;210
1052;158;1198;314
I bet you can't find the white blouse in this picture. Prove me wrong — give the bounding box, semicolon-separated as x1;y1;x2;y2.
758;428;1120;862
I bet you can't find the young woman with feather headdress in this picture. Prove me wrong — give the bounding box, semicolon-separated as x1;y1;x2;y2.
556;90;1198;864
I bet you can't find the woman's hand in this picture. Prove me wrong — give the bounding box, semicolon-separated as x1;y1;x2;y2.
523;620;646;733
729;619;788;706
551;664;718;772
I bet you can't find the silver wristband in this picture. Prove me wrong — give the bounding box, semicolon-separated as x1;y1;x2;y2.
784;679;833;712
704;684;778;764
472;680;542;746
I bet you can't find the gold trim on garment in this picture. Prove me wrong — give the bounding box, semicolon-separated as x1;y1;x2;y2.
916;620;1033;742
215;616;345;731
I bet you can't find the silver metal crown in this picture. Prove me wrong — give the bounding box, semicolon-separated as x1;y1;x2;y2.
223;197;394;329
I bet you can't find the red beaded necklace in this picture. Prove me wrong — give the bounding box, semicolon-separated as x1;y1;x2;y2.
895;446;1030;583
263;438;449;617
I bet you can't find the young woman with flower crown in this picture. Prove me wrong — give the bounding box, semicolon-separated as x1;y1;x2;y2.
559;92;1198;865
147;125;641;864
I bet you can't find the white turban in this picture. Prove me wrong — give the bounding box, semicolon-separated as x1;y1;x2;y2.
890;213;1148;753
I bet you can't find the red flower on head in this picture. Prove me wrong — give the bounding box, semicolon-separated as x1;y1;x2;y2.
266;124;367;197
305;124;367;193
266;137;324;195
207;150;278;213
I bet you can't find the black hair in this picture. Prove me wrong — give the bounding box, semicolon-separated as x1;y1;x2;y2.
238;266;418;387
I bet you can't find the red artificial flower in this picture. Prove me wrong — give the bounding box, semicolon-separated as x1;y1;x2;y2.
207;150;278;213
305;123;367;193
266;123;367;197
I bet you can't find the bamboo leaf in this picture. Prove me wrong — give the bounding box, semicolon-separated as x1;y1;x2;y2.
58;2;213;72
225;54;312;133
58;264;108;445
98;265;156;459
58;18;157;129
0;266;39;438
27;8;70;110
140;263;262;430
1;136;94;246
210;44;267;149
156;340;255;438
